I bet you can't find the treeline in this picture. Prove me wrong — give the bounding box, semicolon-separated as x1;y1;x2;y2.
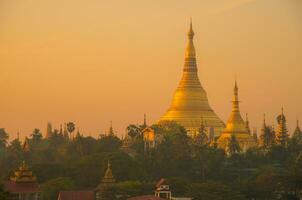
0;120;302;200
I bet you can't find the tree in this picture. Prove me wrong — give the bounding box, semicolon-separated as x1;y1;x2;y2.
259;126;275;149
30;129;43;143
41;177;75;200
66;122;75;139
194;121;208;146
7;139;23;166
186;181;247;200
0;128;9;149
243;167;279;200
126;125;141;138
98;135;122;152
49;129;65;147
281;153;302;199
0;184;9;200
227;134;241;156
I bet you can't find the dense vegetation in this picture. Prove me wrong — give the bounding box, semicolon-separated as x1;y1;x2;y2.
0;121;302;200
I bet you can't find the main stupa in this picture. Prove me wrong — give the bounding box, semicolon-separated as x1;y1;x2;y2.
159;21;225;137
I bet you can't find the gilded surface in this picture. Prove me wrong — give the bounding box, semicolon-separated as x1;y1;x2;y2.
10;161;37;183
217;82;255;151
159;21;225;137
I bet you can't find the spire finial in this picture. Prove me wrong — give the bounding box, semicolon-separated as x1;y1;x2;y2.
108;121;114;135
281;106;284;115
187;18;194;39
263;113;266;126
232;80;239;112
246;113;249;122
107;160;110;168
143;113;147;127
234;79;238;91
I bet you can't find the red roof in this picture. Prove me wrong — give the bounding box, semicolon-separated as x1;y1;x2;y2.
4;181;40;194
156;178;168;188
58;191;94;200
127;195;165;200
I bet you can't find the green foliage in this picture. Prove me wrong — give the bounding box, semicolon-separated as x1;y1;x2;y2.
66;122;76;137
0;184;10;200
41;177;75;200
227;134;241;155
186;181;247;200
114;181;153;199
97;135;122;152
0;128;9;149
31;129;43;143
126;125;141;138
260;126;275;149
0;121;302;200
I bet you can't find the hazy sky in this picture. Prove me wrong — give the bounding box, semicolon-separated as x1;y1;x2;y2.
0;0;301;140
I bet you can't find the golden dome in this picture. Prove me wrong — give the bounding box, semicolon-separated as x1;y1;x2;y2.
159;20;225;137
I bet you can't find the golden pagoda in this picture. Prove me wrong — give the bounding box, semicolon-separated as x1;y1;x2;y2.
217;81;255;151
10;161;37;183
159;20;225;137
95;160;116;200
5;161;40;200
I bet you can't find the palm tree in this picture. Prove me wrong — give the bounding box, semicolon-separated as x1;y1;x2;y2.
31;129;42;143
67;122;76;139
126;124;141;138
228;134;241;155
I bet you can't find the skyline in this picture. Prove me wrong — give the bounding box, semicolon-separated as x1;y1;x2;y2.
0;0;302;139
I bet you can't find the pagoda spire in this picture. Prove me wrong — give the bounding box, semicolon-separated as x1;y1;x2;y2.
184;18;196;69
143;113;147;127
108;121;114;136
102;160;115;184
245;113;251;134
275;107;289;146
293;119;302;138
232;80;240;112
262;113;267;130
159;20;225;137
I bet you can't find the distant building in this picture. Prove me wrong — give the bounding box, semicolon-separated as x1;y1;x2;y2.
95;161;116;200
4;161;41;200
127;178;191;200
275;107;289;146
58;160;116;200
155;179;172;199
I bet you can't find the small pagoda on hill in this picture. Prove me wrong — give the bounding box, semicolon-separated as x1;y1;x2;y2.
4;161;40;200
95;160;116;200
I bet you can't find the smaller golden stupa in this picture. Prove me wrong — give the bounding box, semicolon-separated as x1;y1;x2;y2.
10;161;37;183
217;81;255;151
96;160;115;189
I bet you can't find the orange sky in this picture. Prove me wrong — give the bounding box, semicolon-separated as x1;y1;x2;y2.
0;0;301;140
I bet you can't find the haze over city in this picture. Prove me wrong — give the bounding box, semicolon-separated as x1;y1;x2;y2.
0;0;301;139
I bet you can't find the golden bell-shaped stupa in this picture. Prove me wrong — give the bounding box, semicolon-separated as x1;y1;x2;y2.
217;81;255;151
159;20;225;137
